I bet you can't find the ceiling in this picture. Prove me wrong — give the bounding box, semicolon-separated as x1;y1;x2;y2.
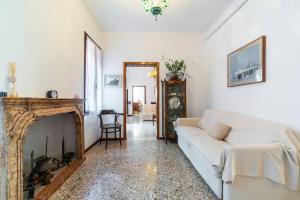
83;0;234;32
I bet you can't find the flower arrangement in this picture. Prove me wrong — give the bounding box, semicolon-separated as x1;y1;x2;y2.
163;57;188;80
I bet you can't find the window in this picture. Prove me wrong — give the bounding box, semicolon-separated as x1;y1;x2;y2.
84;33;102;114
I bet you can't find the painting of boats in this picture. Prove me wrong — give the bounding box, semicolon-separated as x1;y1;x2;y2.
228;36;266;87
104;74;122;87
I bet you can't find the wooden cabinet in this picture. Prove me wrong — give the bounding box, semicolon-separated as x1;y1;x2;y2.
162;79;187;142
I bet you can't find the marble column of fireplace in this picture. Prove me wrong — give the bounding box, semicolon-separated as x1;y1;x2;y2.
0;98;85;200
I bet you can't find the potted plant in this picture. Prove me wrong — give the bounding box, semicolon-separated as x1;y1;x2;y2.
163;57;187;81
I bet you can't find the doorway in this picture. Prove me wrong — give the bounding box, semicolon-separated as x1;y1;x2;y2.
123;62;160;139
132;86;146;114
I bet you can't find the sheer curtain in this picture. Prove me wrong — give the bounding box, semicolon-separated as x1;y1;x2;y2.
85;36;102;113
96;46;102;112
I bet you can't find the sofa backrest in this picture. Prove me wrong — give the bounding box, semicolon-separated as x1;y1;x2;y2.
143;104;156;114
201;109;300;145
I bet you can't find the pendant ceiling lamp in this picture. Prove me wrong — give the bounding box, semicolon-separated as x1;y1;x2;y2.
142;0;169;21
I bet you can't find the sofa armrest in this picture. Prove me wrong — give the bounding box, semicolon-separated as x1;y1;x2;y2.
173;118;201;128
214;143;300;191
214;144;283;169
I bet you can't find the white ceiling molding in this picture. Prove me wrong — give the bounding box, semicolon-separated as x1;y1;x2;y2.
204;0;249;41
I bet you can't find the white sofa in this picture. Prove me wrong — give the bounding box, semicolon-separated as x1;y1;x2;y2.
174;109;300;200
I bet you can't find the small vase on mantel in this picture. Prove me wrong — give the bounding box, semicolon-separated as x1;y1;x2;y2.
8;77;18;98
7;61;18;98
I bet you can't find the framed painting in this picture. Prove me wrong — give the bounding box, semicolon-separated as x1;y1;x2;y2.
227;36;266;87
104;74;122;87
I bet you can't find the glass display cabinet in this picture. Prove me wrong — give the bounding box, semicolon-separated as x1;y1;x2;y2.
162;79;186;143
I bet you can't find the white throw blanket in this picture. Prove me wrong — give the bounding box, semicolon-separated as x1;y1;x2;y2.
213;131;300;191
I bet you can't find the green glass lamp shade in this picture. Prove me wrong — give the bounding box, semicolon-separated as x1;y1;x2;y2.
142;0;169;20
151;6;162;16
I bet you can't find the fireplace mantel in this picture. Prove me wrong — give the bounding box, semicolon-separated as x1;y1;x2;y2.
0;98;85;200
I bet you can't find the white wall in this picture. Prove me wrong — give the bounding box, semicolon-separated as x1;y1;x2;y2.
101;32;207;136
203;0;300;130
0;0;103;149
127;67;156;114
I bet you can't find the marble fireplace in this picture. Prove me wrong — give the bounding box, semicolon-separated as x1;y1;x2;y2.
0;98;85;200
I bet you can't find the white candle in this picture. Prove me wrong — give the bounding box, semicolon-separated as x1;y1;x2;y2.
13;62;16;78
9;61;16;78
8;62;12;77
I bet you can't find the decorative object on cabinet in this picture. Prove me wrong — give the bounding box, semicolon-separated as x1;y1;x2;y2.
162;79;186;143
163;57;187;81
228;36;266;87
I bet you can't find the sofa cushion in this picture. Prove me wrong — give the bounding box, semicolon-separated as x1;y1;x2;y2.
177;126;231;177
209;123;232;140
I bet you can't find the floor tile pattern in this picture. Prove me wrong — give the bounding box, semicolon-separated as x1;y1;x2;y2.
127;118;157;141
50;140;218;200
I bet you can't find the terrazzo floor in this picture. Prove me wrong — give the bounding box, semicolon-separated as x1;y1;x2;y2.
127;117;157;141
49;121;218;200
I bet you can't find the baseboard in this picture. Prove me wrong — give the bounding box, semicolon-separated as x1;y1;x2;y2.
85;137;126;153
85;136;164;152
85;139;101;153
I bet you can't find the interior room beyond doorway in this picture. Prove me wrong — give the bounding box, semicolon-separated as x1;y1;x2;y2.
123;62;160;140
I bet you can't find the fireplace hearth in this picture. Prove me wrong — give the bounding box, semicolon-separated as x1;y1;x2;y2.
0;98;85;200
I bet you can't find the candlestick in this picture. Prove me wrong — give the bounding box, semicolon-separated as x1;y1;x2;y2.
7;61;18;98
9;61;16;78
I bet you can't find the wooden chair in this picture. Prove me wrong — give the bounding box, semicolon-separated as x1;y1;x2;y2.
98;110;122;149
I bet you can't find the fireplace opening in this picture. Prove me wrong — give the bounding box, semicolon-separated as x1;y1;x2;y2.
0;98;84;200
23;114;77;199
